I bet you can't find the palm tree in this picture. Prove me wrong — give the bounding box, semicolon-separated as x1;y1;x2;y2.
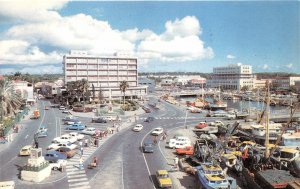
119;81;129;105
0;79;22;122
78;79;89;112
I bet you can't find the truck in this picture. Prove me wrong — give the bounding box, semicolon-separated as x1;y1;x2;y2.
31;110;40;119
176;146;194;155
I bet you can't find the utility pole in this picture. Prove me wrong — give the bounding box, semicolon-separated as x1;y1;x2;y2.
184;110;188;129
264;80;270;158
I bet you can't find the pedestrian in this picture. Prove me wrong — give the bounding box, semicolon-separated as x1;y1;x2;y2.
174;156;179;168
84;138;88;147
153;136;158;144
61;160;66;172
116;126;119;132
80;147;84;156
79;156;84;170
92;156;98;167
95;138;99;147
79;141;83;147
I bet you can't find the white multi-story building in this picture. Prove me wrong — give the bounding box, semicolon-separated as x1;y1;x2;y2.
207;63;254;90
63;50;147;100
174;75;206;86
12;81;35;104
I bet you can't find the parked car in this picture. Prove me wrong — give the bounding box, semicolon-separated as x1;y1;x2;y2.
62;110;70;114
68;132;84;140
176;146;194;155
81;127;96;135
145;117;155;122
64;119;81;125
44;151;67;162
47;142;77;150
56;147;77;158
143;141;154;153
156;170;172;188
169;141;192;149
91;118;107;123
59;106;66;110
190;108;202;113
53;135;77;144
49;159;67;171
209;120;224;126
45;106;49;110
66;124;86;130
195;122;208;129
132;124;143;132
225;114;236;120
151;127;164;136
19;145;32;156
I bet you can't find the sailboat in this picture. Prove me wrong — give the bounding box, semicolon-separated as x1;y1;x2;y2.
241;81;297;189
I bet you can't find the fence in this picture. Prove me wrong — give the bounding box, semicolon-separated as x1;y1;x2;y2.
1;107;29;137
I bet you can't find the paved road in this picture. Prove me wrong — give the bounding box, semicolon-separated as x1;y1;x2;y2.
0;97;220;189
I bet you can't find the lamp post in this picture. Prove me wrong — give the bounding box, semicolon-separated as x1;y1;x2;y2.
184;110;188;129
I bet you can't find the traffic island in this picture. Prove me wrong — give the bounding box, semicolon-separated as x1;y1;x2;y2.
21;148;51;182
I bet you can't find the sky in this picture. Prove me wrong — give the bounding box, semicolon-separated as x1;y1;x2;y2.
0;1;299;74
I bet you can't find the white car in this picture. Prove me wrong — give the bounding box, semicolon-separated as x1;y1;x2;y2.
65;120;81;125
209;121;224;126
81;127;96;135
52;135;77;144
170;141;192;149
132;124;143;132
151;127;164;136
62;110;70;114
47;142;77;150
68;132;85;140
59;106;66;110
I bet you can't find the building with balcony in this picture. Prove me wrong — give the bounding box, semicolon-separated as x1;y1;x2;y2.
207;63;254;91
63;50;147;100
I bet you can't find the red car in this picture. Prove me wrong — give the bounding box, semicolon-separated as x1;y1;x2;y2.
195;122;208;129
176;146;194;155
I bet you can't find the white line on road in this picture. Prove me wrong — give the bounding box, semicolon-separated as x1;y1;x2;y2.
121;157;125;189
141;131;157;189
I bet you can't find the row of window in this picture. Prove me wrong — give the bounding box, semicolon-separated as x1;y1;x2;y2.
65;58;137;64
66;64;137;69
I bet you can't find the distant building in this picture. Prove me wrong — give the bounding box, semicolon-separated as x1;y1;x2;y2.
12;80;35;104
160;79;174;86
187;78;206;88
174;75;206;86
138;77;155;93
294;81;300;93
35;81;62;97
207;63;254;90
272;76;300;90
63;50;147;100
253;76;271;89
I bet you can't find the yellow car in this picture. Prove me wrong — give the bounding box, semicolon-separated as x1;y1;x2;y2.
19;145;32;156
156;170;172;188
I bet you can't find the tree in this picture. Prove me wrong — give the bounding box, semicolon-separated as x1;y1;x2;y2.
78;79;89;111
0;79;22;122
241;86;249;92
119;80;129;105
98;86;105;104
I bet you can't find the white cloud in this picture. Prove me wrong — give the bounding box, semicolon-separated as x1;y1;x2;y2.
0;1;213;73
226;54;235;59
0;65;62;75
262;64;269;69
286;63;293;68
0;0;67;22
0;40;62;65
137;16;213;62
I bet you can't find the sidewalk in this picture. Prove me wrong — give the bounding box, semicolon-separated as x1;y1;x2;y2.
0;106;35;153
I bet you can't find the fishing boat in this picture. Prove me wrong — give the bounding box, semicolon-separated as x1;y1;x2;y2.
251;123;282;141
281;132;300;148
195;163;230;189
210;100;228;111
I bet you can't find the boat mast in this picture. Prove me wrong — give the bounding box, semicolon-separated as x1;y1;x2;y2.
265;80;270;158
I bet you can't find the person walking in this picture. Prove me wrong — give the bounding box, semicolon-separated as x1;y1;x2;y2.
92;156;98;167
80;146;84;156
84;138;88;147
79;156;84;170
61;160;66;172
174;156;179;168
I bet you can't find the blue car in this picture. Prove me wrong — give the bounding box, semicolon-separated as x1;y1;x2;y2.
66;124;86;130
44;151;67;163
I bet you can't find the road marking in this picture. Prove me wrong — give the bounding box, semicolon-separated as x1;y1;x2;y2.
141;131;157;189
69;178;88;182
55;117;57;137
121;157;125;189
